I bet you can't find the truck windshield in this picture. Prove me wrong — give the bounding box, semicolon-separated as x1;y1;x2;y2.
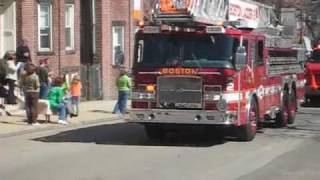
134;34;238;68
311;50;320;62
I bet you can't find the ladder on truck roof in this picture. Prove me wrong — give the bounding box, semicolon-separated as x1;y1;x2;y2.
154;0;276;28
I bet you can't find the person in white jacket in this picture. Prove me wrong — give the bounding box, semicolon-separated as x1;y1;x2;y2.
5;51;18;104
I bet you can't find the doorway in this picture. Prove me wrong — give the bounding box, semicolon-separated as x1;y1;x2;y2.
0;0;16;57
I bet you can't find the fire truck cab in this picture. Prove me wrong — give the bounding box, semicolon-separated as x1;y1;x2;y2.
305;46;320;103
129;0;306;141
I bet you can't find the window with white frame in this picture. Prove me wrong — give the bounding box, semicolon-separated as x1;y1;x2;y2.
65;3;74;50
112;24;125;67
38;2;52;51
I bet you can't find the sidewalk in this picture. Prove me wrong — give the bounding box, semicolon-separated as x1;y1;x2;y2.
0;100;124;138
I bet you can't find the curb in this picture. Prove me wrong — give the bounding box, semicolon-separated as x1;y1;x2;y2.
0;117;122;139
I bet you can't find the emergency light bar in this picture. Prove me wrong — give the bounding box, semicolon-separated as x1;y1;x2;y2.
206;26;226;34
143;25;224;34
143;26;160;34
143;25;198;34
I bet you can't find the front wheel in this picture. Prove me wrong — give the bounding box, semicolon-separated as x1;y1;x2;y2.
275;91;289;127
238;98;258;141
288;90;297;124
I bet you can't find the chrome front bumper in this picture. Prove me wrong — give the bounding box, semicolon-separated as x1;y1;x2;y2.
128;109;236;125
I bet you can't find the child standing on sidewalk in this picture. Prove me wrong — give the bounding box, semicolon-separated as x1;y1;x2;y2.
70;74;82;117
20;63;40;125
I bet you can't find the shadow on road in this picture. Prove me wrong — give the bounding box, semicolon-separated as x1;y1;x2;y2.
301;97;320;108
33;123;226;147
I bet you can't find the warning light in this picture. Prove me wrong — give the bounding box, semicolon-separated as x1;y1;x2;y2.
146;85;156;92
139;21;144;28
315;44;320;50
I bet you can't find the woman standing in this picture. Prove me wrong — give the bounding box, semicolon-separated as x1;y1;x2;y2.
4;51;18;104
36;58;49;99
16;39;31;77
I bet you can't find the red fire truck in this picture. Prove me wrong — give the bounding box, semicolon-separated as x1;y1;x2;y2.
305;45;320;103
129;0;306;141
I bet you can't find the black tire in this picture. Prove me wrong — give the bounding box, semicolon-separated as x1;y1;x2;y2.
275;90;289;127
144;124;165;139
288;90;297;124
238;99;258;141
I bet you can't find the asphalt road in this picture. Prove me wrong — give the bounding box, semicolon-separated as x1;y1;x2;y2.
1;107;320;180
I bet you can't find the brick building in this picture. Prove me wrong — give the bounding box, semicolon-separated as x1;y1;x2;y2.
0;0;81;76
81;0;133;100
0;0;134;100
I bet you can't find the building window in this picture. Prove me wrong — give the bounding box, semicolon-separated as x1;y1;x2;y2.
65;4;74;50
112;24;125;67
38;3;52;52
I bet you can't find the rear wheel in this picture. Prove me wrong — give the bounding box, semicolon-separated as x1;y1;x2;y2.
238;98;258;141
275;90;289;127
144;124;165;139
288;90;297;124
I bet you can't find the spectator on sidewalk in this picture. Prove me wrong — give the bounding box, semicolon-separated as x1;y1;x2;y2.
36;58;49;99
61;73;73;116
20;63;40;125
4;51;18;104
115;68;131;117
0;55;8;86
114;45;124;68
70;74;82;117
16;39;31;77
0;55;8;100
48;77;68;125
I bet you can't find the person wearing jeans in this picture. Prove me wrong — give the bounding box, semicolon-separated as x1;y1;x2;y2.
48;77;68;124
116;68;131;116
70;75;82;117
36;58;49;99
118;91;129;114
56;103;67;121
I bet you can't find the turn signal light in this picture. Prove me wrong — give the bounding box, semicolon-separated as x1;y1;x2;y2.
146;85;156;92
139;21;144;28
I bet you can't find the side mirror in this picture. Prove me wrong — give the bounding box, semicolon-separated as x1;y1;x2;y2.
235;46;247;70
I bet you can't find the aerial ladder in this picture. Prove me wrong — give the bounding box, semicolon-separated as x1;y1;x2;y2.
155;0;276;29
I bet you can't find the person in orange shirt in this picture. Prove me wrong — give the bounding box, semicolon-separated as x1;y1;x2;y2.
70;74;82;117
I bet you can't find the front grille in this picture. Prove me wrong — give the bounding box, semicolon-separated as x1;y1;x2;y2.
157;76;202;109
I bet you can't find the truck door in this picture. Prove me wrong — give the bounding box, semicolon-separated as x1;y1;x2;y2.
251;37;266;118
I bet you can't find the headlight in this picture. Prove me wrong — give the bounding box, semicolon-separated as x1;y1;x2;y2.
217;98;228;111
131;92;155;100
203;92;220;101
203;85;222;101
